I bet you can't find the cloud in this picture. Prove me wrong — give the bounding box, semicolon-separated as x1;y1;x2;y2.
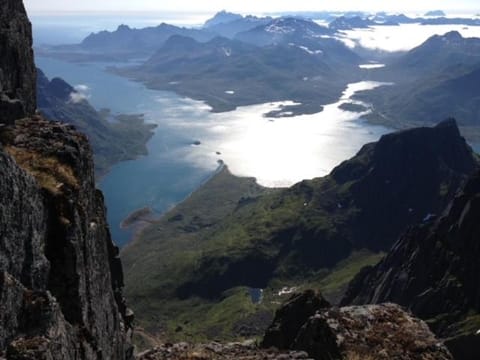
69;83;91;103
69;92;89;103
74;84;89;92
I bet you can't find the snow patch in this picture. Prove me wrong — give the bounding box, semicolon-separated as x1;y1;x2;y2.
298;45;323;55
222;47;232;57
359;64;386;69
278;286;297;296
266;23;295;34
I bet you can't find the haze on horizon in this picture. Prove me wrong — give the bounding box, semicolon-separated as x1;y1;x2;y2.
24;0;480;15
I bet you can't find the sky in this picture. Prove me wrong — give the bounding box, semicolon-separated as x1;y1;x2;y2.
23;0;480;15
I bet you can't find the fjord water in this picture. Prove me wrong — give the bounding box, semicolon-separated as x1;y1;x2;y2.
37;56;392;246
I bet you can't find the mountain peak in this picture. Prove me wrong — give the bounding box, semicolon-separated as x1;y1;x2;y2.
443;30;463;40
117;24;131;31
434;117;460;132
330;119;477;250
204;10;243;27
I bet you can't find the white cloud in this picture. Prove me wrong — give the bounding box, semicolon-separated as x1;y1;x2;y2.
339;24;480;52
69;84;91;103
69;92;89;103
74;84;89;92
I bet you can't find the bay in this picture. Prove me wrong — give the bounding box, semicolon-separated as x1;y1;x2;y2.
36;57;393;246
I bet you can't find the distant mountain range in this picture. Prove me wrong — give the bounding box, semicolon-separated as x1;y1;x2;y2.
354;32;480;136
234;17;333;46
114;18;361;114
38;9;480;60
37;11;480;134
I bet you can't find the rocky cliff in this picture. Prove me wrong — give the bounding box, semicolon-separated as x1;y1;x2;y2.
0;0;36;123
342;171;480;360
0;0;133;358
0;117;133;359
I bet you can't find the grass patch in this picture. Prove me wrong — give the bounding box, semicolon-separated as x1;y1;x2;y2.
318;250;385;301
5;146;78;194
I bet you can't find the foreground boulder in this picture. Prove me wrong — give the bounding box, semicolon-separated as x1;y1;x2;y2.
262;291;452;360
262;290;330;349
292;303;452;360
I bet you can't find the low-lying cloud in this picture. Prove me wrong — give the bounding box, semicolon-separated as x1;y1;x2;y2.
69;84;91;104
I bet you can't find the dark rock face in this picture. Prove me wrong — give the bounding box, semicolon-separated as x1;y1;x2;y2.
262;290;330;349
342;171;480;360
0;0;36;124
261;291;452;359
331;118;478;252
1;0;132;357
0;117;133;358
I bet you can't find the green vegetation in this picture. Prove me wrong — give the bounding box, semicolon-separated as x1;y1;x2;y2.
121;167;391;341
317;251;385;301
4;145;78;195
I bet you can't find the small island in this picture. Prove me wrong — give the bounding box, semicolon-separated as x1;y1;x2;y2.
338;102;368;113
121;206;154;229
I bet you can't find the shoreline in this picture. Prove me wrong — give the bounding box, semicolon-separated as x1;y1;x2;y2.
120;162;228;251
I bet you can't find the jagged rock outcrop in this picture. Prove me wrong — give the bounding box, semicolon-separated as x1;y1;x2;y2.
262;291;453;360
0;117;133;358
342;171;480;360
330;118;478;252
0;0;36;124
262;290;330;349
